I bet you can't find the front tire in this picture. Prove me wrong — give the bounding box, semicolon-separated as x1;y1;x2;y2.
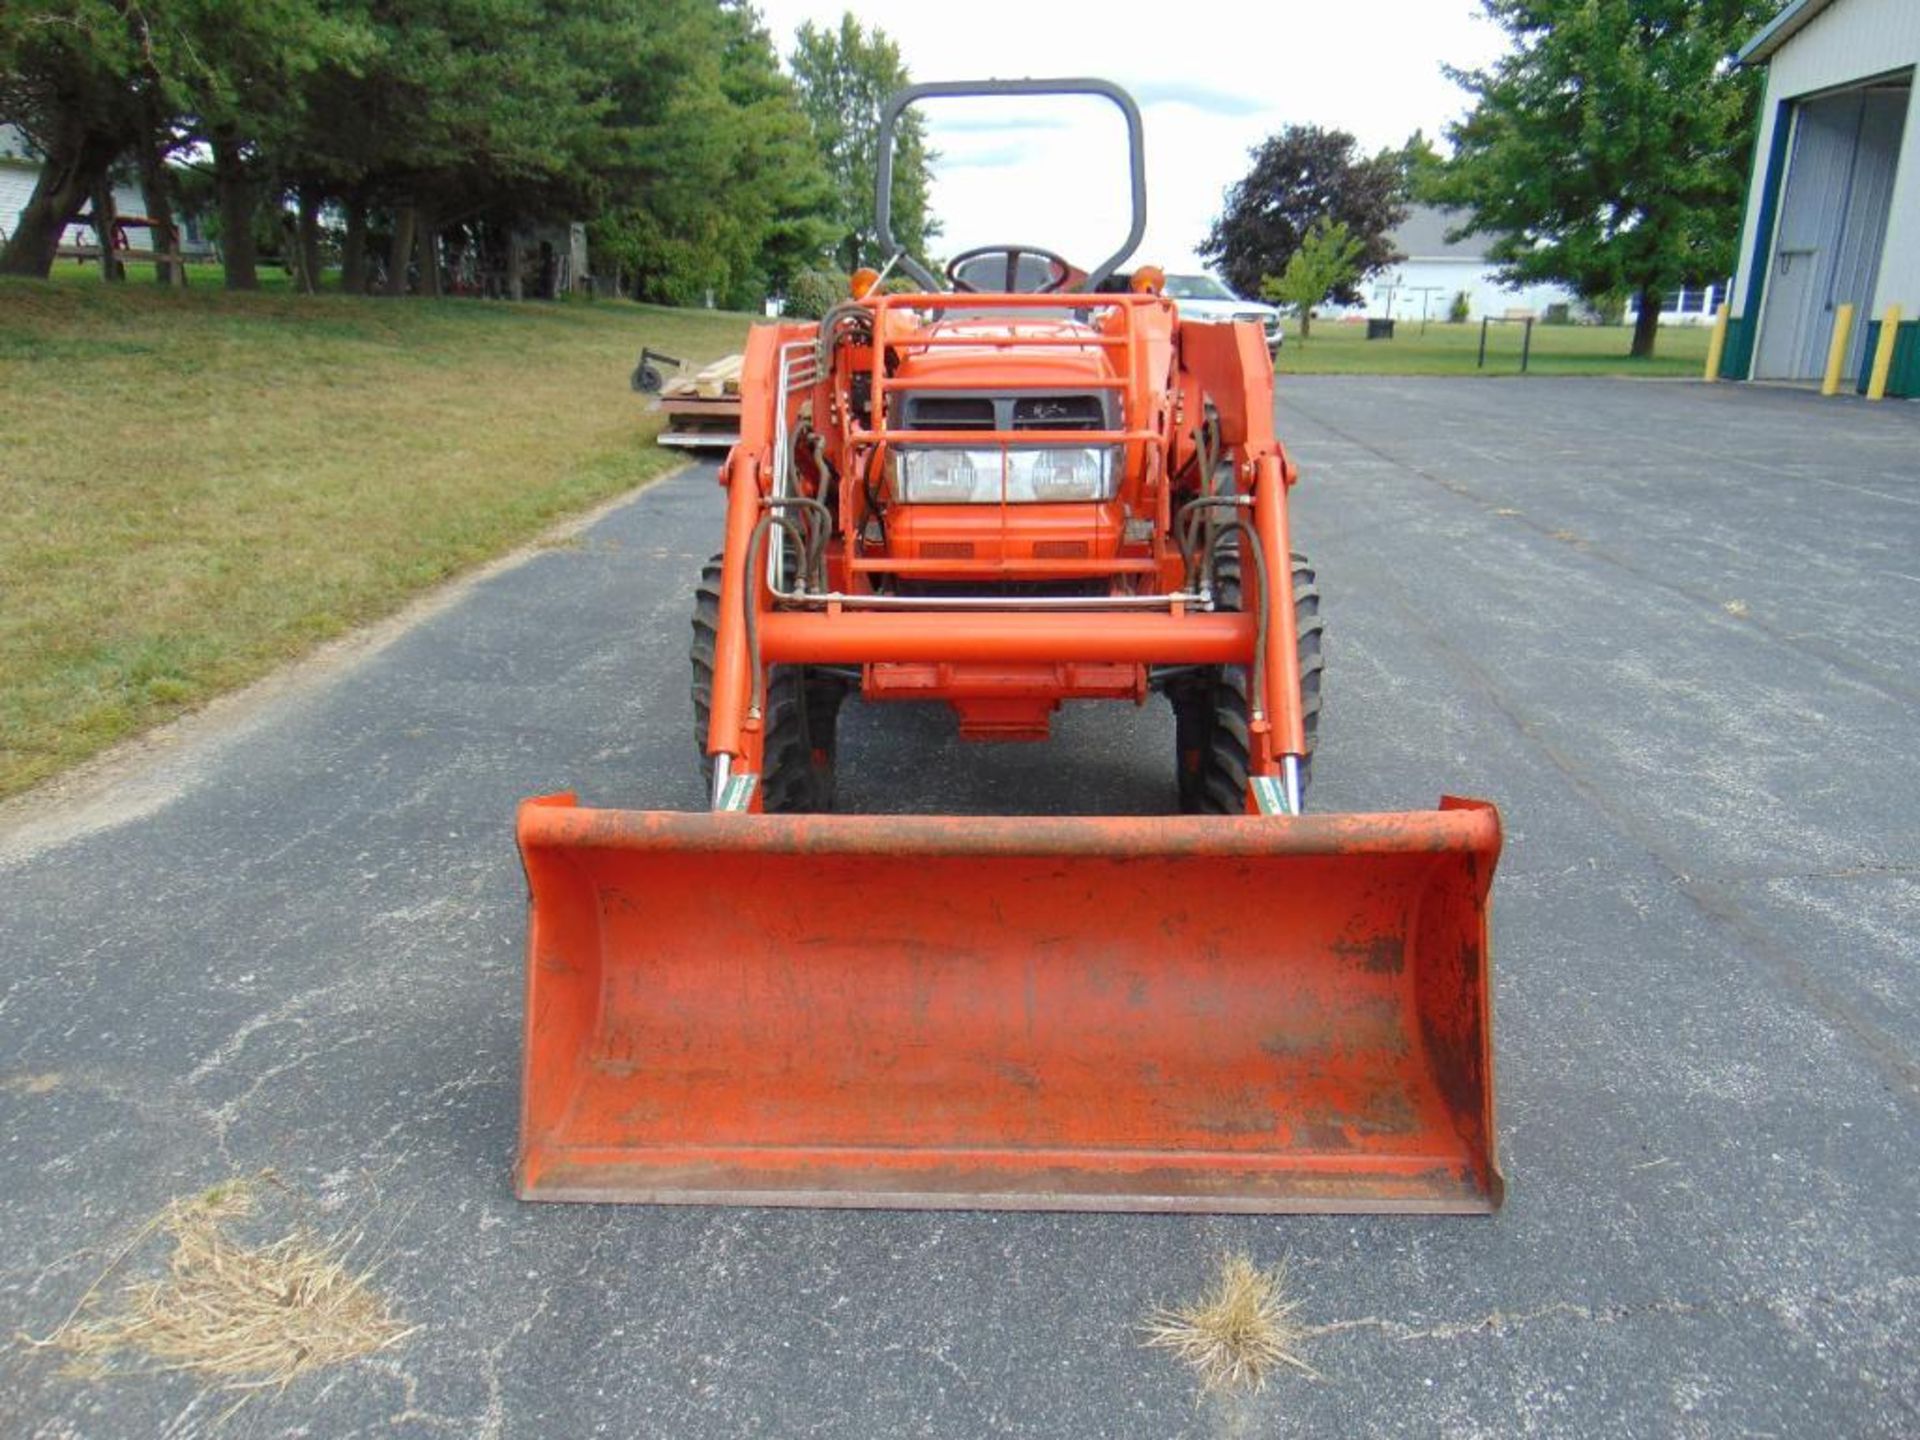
1168;546;1323;814
689;553;840;811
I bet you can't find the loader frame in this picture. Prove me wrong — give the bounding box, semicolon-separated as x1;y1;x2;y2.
704;295;1311;816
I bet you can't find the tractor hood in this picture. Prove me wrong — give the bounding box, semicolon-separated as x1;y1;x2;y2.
888;317;1115;392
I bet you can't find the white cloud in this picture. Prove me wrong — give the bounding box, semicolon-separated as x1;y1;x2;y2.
756;0;1509;271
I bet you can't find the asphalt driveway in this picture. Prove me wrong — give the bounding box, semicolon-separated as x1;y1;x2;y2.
3;377;1915;1437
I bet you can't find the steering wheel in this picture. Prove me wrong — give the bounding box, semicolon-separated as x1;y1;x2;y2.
946;245;1074;294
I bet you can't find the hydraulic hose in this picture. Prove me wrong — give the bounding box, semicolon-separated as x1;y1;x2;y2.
743;511;811;721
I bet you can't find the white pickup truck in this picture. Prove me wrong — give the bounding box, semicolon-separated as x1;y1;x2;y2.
1164;273;1284;353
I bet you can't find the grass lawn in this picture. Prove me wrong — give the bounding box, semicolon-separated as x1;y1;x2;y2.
48;256;304;290
1276;316;1713;377
0;276;752;800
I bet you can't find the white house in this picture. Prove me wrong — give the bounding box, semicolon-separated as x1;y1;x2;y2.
1358;205;1581;323
1628;280;1735;329
1721;0;1918;394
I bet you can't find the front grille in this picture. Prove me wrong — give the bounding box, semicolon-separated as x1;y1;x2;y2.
1012;395;1105;431
898;392;1113;432
1031;540;1090;558
918;541;976;559
900;396;996;430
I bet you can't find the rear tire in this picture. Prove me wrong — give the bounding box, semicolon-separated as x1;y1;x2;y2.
690;554;841;811
1168;546;1323;814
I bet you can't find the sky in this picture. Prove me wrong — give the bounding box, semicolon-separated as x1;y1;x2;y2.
752;0;1512;272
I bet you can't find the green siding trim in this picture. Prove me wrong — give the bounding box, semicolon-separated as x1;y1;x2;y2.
1720;315;1752;380
1855;320;1920;398
1729;101;1797;382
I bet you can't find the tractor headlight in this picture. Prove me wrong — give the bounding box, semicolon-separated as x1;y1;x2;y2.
892;446;1119;503
895;447;991;503
1009;446;1117;502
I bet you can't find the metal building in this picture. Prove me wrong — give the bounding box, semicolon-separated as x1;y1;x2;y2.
1722;0;1919;395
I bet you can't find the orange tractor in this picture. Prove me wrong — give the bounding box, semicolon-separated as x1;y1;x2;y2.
517;80;1504;1213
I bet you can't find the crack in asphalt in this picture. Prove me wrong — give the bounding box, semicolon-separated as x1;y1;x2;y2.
1310;1273;1920;1345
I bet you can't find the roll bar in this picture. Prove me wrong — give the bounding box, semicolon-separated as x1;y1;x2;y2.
873;78;1148;294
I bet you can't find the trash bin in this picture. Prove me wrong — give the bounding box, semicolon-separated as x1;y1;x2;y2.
1367;318;1396;341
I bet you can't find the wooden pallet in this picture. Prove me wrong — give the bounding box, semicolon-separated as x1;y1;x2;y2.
657;395;742;450
654;353;744;449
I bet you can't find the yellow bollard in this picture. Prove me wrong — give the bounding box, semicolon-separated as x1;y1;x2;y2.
1867;305;1903;401
1704;303;1730;382
1821;303;1856;396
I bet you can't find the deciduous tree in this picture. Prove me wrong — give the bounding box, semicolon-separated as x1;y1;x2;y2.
789;13;935;274
1202;126;1405;302
1432;0;1774;358
591;0;833;307
1393;129;1447;206
1260;218;1367;340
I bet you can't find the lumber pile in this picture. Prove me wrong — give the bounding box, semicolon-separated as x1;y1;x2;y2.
656;353;744;450
661;354;743;399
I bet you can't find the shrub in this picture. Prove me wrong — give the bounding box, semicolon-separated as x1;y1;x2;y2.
784;267;851;318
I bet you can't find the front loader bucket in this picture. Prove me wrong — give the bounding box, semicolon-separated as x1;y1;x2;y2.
516;796;1503;1213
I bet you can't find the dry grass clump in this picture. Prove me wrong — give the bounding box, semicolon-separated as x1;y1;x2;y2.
26;1173;412;1391
1142;1253;1316;1394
